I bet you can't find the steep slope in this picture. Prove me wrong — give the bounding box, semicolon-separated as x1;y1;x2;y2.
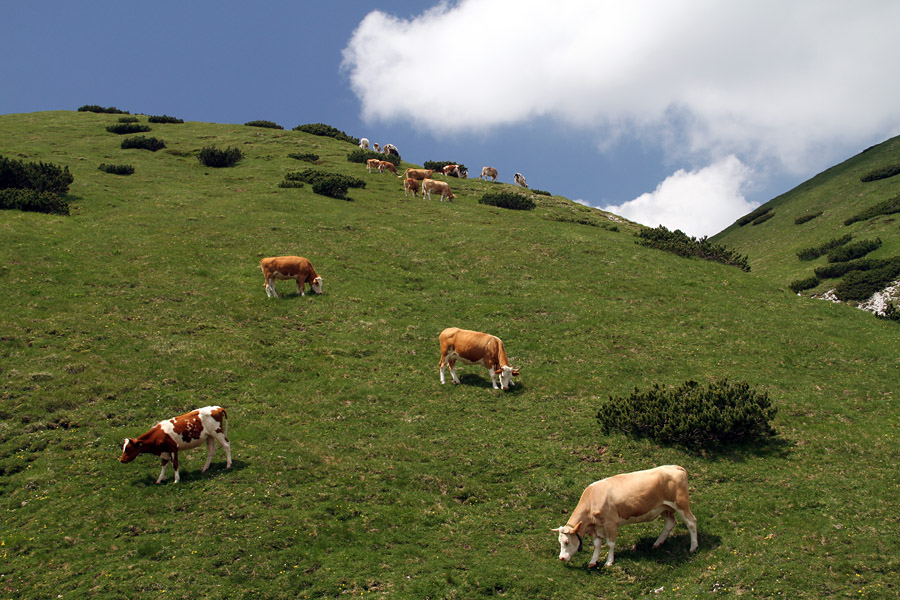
0;111;897;599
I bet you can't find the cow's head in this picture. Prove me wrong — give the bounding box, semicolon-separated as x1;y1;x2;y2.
120;438;142;463
495;365;519;390
551;522;583;562
310;276;324;295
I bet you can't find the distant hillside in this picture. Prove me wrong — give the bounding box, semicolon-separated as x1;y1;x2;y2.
712;135;900;312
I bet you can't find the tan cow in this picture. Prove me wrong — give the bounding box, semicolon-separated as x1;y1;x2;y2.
259;256;323;298
480;166;498;182
421;178;456;202
402;168;435;181
438;327;519;390
378;160;398;175
366;158;382;173
552;465;699;567
403;177;420;196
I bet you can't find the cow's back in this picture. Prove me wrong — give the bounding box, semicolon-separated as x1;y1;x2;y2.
260;256;310;278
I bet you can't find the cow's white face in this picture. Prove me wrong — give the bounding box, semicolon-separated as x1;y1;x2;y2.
497;365;519;390
311;276;323;295
552;525;582;562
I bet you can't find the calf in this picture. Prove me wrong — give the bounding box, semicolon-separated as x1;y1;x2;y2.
438;327;519;390
421;178;456;202
120;406;232;484
403;177;420;196
514;172;527;188
259;256;323;298
552;465;698;567
480;166;498;182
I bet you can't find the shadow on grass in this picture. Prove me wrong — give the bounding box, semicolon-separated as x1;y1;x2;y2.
456;373;528;394
565;531;722;573
128;458;249;486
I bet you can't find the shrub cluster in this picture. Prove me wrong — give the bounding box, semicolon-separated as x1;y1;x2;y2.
346;149;399;166
0;189;69;215
596;379;777;450
531;189;552;196
281;169;365;200
843;195;900;226
636;225;751;271
826;238;881;263
288;152;319;163
106;123;151;135
0;154;72;215
121;136;165;152
794;211;823;225
833;258;900;301
875;302;900;323
860;164;900;182
479;191;536;211
814;257;882;280
750;211;775;226
789;275;820;293
245;120;282;129
118;116;139;123
423;160;466;173
98;163;135;175
796;234;852;261
78;105;128;114
293;123;358;145
148;115;184;124
198;146;243;168
737;205;773;226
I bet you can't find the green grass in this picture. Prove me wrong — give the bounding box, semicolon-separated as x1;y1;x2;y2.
1;110;898;599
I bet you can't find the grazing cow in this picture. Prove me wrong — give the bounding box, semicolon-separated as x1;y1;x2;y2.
373;143;381;153
378;160;398;175
438;327;519;390
119;406;232;484
359;137;369;150
552;465;699;567
514;172;527;188
442;164;462;177
383;143;399;157
480;167;498;182
403;177;420;196
259;256;323;298
366;158;382;173
421;178;456;202
403;168;435;181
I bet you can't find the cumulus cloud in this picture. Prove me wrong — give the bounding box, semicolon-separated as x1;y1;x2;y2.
601;156;756;238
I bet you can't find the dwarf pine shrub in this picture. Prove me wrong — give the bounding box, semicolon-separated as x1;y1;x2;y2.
78;105;129;114
814;258;882;280
737;205;772;226
347;149;399;166
106;123;151;135
0;155;74;196
423;160;466;173
636;225;750;271
118;116;139;123
148;115;184;124
833;258;900;301
293;123;358;145
844;195;900;226
751;211;775;225
795;211;823;225
245;120;282;129
860;164;900;182
827;238;881;263
98;163;135;175
0;188;69;215
596;379;777;450
796;234;853;261
121;136;165;152
479;191;536;210
283;169;364;189
288;152;319;163
789;275;820;293
198;146;243;168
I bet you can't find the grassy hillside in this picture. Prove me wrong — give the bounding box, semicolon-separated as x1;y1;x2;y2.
712;135;900;303
1;110;898;599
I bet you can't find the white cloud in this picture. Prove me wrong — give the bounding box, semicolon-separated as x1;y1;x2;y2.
600;156;756;238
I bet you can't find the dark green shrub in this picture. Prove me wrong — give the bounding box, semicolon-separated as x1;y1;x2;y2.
751;211;775;225
815;258;882;280
106;123;151;135
277;180;305;189
423;160;466;174
118;116;139;123
532;189;551;196
833;258;900;301
0;188;69;215
795;211;823;225
283;169;365;190
875;302;900;322
737;205;772;226
312;179;351;200
288;152;319;163
198;146;243;168
293;123;358;145
347;149;399;166
245;120;283;129
827;238;881;263
844;195;900;226
78;105;129;114
636;225;751;271
596;379;777;450
121;136;165;152
479;191;536;211
98;163;135;175
0;155;74;196
789;276;820;293
148;115;184;124
797;234;852;261
860;164;900;182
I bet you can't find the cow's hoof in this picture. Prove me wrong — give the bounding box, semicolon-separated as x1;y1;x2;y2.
588;562;597;568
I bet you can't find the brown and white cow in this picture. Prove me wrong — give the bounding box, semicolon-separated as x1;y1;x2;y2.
119;406;232;484
552;465;699;567
514;172;528;188
442;164;461;177
403;177;420;196
378;160;398;175
383;143;399;157
366;158;382;173
259;256;323;298
421;178;456;202
402;168;434;181
438;327;519;390
480;166;498;182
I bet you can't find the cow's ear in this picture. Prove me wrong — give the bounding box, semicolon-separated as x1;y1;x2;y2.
512;369;520;376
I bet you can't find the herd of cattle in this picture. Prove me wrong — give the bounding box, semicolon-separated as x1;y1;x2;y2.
117;143;700;569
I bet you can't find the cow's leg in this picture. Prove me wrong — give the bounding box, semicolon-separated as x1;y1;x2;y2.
296;278;305;296
675;506;699;553
156;458;169;484
449;359;461;384
202;437;216;473
439;355;448;384
601;522;618;566
588;536;603;568
489;369;499;389
172;451;181;483
214;431;232;469
653;510;677;548
265;276;278;298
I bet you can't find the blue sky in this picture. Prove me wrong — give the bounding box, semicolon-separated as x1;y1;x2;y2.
3;1;900;236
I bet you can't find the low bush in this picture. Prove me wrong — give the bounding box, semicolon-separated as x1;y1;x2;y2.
423;160;467;173
833;258;900;301
245;120;282;129
737;205;772;226
797;234;852;261
636;225;751;271
751;211;775;225
277;180;305;189
596;379;777;450
844;195;900;226
479;191;536;211
282;169;364;199
148;115;184;124
860;164;900;183
0;188;69;215
106;123;151;135
827;238;881;263
795;211;823;225
118;116;139;123
815;258;882;280
98;163;135;175
347;149;399;166
293;123;358;145
0;155;74;196
198;146;243;168
312;179;350;200
288;152;319;163
78;105;129;114
531;189;551;196
121;136;165;152
789;276;820;293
